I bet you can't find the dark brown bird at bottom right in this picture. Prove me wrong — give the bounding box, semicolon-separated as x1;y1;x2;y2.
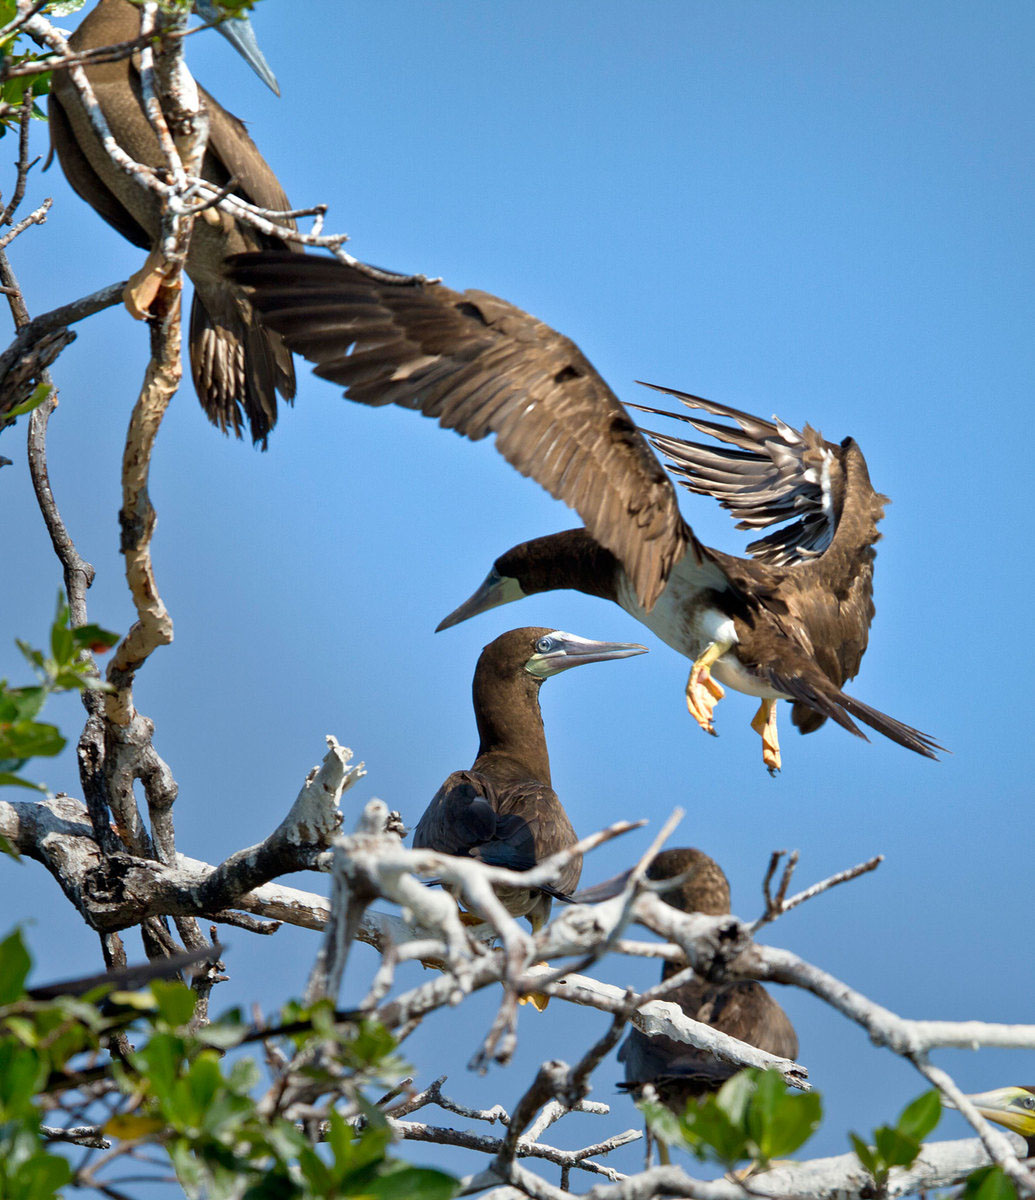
618;847;798;1162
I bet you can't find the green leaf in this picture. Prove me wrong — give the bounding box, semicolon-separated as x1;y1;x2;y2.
49;605;73;666
896;1089;941;1143
639;1098;685;1150
14;640;45;673
0;720;65;759
197;1021;248;1050
0;831;21;856
0;686;46;723
186;1052;223;1114
12;1149;73;1196
3;380;52;420
715;1067;756;1126
0;1039;45;1111
680;1097;749;1163
849;1132;880;1177
0;772;44;792
107;989;159;1012
874;1123;920;1168
0;928;32;1004
757;1088;822;1159
964;1166;1020;1200
151;980;197;1027
366;1164;459;1200
71;623;120;652
227;1056;260;1092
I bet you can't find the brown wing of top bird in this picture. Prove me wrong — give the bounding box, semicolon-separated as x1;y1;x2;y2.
227;251;942;771
412;627;646;932
618;848;798;1108
48;0;299;446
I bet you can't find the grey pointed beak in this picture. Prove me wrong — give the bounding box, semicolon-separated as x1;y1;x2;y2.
436;568;525;632
526;632;648;678
198;1;281;95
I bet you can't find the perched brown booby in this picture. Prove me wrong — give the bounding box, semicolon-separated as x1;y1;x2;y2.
226;252;942;770
953;1088;1035;1156
49;0;298;446
413;627;646;932
618;848;798;1159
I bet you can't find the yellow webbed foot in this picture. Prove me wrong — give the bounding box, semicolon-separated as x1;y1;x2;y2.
685;645;727;734
518;960;550;1010
517;990;550;1011
750;699;781;774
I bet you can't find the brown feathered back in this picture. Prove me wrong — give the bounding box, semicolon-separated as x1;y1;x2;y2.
49;0;298;445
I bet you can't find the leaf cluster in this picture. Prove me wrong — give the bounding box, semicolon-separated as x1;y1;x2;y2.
963;1166;1021;1200
641;1067;822;1169
0;927;460;1200
0;0;86;132
850;1090;942;1192
0;591;118;796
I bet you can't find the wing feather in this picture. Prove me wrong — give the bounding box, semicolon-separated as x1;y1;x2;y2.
228;252;691;609
630;383;847;568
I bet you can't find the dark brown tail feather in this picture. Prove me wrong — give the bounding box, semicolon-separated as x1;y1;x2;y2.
791;702;827;735
771;671;942;759
838;691;943;759
188;289;296;449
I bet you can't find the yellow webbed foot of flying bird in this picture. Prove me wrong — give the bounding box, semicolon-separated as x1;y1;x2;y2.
685;642;729;734
123;248;169;321
751;698;781;775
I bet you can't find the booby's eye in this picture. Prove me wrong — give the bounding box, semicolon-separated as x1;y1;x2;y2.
1020;1096;1035;1110
535;636;555;654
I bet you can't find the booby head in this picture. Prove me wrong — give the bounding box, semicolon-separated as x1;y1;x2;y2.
522;628;647;678
954;1087;1035;1142
438;566;527;632
646;847;732;917
196;0;280;94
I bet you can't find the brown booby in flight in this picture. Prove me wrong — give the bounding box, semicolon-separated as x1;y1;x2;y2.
49;0;298;446
226;251;942;770
618;848;798;1158
413;627;646;933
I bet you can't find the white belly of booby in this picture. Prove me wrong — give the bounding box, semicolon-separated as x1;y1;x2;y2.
615;556;790;701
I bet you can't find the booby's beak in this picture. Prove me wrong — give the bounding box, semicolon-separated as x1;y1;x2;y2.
436;568;526;632
950;1088;1035;1139
197;0;281;95
525;631;647;678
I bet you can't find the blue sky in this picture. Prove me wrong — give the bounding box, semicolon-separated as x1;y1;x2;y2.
2;0;1033;1180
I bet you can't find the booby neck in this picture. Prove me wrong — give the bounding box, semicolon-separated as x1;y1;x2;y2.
470;648;552;787
495;530;623;606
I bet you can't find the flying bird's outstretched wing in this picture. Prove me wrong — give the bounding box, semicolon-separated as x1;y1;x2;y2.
228;252;692;609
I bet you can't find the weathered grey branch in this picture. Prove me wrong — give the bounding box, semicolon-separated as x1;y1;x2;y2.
0;281;124;387
23;11;424;271
752;851;883;934
200;738;362;912
394;1116;637;1182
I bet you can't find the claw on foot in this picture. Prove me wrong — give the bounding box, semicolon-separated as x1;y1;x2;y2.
751;699;782;774
123;247;168;320
685;659;726;734
518;962;551;1010
518;990;550;1011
